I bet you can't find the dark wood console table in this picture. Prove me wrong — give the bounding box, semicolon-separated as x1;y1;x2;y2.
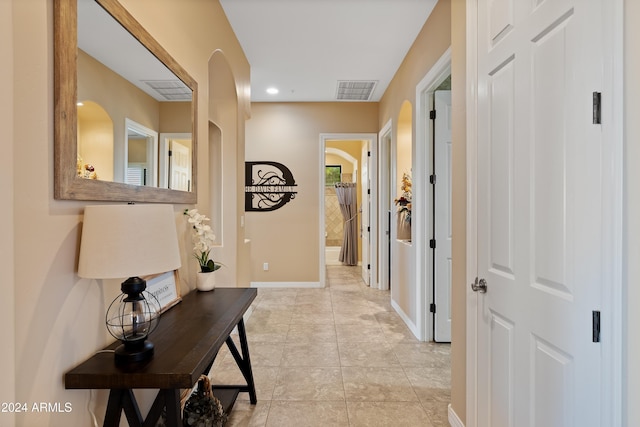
65;288;257;427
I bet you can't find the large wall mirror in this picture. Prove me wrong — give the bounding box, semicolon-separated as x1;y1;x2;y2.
54;0;197;203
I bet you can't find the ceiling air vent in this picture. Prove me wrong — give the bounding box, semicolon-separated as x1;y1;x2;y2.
336;80;377;101
143;80;192;101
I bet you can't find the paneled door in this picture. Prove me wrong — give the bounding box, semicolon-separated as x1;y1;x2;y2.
170;139;191;191
434;90;452;342
474;1;605;426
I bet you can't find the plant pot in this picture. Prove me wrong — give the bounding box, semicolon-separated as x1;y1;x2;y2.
397;214;411;241
196;271;216;292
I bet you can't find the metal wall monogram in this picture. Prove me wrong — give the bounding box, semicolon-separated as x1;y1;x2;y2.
245;162;297;211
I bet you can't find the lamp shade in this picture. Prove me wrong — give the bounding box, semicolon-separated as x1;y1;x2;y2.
78;204;181;279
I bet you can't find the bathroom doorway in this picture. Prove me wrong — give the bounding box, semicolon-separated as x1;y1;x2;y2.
320;133;377;287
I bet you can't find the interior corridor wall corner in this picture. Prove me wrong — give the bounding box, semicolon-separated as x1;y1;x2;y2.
1;0;16;425
450;0;467;424
207;49;250;288
376;0;455;409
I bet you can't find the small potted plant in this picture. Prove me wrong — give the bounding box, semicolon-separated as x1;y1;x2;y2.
184;209;222;291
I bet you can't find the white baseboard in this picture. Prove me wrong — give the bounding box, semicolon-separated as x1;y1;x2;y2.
250;281;323;288
448;404;464;427
390;298;420;339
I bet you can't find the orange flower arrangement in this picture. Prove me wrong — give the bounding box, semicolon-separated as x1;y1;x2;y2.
394;172;412;223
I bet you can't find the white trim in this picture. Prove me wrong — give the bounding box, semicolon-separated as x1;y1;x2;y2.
465;0;479;426
250;281;323;288
601;0;624;425
448;404;465;427
369;137;378;289
124;118;158;187
319;135;327;286
415;47;451;342
319;133;378;289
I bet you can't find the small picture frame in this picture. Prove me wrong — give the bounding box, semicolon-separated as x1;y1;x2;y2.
145;270;182;314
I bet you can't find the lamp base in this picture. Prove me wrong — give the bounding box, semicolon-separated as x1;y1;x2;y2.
114;341;154;365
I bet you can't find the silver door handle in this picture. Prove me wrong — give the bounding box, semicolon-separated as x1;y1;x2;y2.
471;277;487;293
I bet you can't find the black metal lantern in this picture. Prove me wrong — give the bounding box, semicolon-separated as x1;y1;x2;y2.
106;276;161;364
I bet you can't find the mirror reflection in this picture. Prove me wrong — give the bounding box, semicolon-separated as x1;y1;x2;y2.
76;0;193;191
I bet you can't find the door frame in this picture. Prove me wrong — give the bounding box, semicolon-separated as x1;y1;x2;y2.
464;0;624;425
319;133;378;287
124;118;158;187
415;47;451;341
377;120;393;291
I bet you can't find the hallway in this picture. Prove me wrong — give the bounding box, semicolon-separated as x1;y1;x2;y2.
211;265;451;426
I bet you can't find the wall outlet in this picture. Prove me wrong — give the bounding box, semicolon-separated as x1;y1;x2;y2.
263;262;269;271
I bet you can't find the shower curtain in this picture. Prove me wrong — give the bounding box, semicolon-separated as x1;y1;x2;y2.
335;183;358;266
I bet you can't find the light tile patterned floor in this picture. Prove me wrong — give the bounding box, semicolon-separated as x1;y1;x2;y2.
211;265;451;427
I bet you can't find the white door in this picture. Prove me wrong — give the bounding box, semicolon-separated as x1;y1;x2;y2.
170;139;191;191
474;1;604;426
433;90;452;342
361;142;371;285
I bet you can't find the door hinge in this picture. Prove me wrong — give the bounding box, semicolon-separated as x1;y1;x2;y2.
367;189;371;195
168;150;172;157
430;239;436;249
367;226;370;232
367;264;371;270
593;92;601;124
430;174;436;184
430;303;436;313
592;310;601;343
430;110;436;120
367;151;371;157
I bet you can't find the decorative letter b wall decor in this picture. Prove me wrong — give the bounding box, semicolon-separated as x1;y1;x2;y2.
245;162;297;211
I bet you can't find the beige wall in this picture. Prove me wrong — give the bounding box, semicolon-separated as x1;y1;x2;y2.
78;102;114;181
9;0;249;425
245;103;377;283
1;0;15;426
378;0;451;127
159;102;192;134
78;49;161;132
450;0;467;422
376;0;454;386
375;0;470;422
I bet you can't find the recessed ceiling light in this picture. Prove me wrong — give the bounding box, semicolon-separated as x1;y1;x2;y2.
266;87;279;95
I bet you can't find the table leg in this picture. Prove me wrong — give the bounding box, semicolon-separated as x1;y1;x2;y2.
142;388;181;427
103;389;143;427
103;390;123;427
238;319;257;404
162;389;181;427
225;318;257;404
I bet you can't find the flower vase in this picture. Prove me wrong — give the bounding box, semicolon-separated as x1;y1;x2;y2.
196;271;216;292
397;213;411;241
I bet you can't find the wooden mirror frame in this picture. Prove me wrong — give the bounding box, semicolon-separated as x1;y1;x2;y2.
54;0;197;203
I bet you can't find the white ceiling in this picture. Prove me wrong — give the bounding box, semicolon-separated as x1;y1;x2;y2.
219;0;438;102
